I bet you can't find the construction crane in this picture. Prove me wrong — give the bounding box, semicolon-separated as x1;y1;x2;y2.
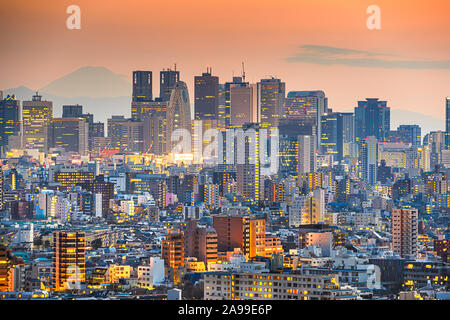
143;141;154;156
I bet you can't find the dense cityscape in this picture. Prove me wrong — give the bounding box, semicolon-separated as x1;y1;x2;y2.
0;66;448;301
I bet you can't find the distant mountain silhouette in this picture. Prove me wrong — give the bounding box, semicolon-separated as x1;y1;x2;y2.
40;66;130;98
390;109;444;137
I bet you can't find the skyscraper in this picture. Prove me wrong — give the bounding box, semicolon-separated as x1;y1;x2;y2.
392;208;418;259
132;71;152;102
62;105;83;118
393;125;422;146
341;112;356;158
285;91;327;148
230;83;254;127
194;69;219;120
257;78;285;128
160;68;180;102
22;93;53;152
320;112;343;161
298;135;316;175
223;77;246;127
359;136;378;185
445;97;450;149
166;81;192;153
48;118;89;155
0;94;20;155
355;98;390;142
234;123;263;202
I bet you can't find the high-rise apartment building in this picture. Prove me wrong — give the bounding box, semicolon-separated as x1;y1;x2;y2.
184;220;218;268
161;230;185;269
213;215;251;255
392;208;418;259
52;231;86;292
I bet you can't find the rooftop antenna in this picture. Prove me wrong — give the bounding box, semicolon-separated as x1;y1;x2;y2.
174;63;177;71
242;62;246;82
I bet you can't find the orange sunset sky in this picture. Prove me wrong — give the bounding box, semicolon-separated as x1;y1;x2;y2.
0;0;449;121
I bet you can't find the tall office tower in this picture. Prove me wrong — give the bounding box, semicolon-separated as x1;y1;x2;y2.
213;215;251;255
107;116;143;152
143;117;167;155
191;119;219;163
234;123;263;202
298;135;316;175
424;131;445;168
341;112;357;158
446;97;450;149
390;125;421;146
161;230;185;269
222;77;245;127
257;78;285;128
132;71;152;102
52;231;86;292
392;208;418;259
90;122;104;138
121;120;144;153
0;94;20;155
160;68;180;102
320;112;343;161
359;136;378;185
285;91;327;147
230;83;254;127
62;104;83;118
48;118;89;155
194;69;219;120
279;134;299;177
355;98;390;142
107;116;125;149
166;81;192;153
184;220;218;268
22;93;53;152
217;84;227;128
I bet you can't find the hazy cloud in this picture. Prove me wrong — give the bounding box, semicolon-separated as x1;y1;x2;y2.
285;45;450;69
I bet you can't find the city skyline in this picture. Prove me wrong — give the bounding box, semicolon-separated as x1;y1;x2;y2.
1;0;449;121
0;0;449;303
